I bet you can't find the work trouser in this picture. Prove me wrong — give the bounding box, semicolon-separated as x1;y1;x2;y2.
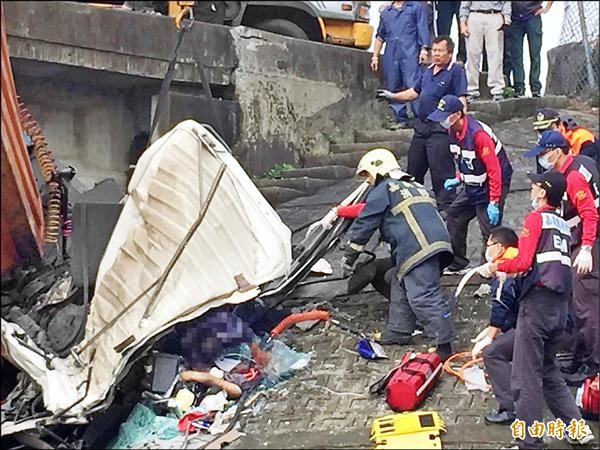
483;328;515;413
512;287;582;450
502;26;513;87
507;16;543;95
407;119;456;213
465;12;506;96
436;0;466;63
570;238;600;368
388;254;453;345
371;257;394;300
445;182;510;268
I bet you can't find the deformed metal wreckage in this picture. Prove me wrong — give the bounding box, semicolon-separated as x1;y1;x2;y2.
1;119;368;448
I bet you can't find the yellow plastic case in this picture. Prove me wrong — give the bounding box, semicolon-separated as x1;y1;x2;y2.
372;430;444;449
370;411;446;445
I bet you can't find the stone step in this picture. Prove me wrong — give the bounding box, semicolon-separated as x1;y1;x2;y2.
304;151;366;168
354;128;413;144
305;147;408;169
284;166;355;180
254;177;338;194
468;95;569;124
258;186;306;206
329;140;404;154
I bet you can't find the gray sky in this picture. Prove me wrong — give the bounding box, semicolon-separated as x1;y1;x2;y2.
368;1;564;95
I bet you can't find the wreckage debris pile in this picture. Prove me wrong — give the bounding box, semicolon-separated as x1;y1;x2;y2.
109;404;179;448
107;308;311;449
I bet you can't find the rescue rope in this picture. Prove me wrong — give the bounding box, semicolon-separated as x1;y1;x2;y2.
442;352;491;391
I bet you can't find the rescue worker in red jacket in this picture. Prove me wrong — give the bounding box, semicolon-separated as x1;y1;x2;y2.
427;94;513;271
524;130;600;384
487;170;595;449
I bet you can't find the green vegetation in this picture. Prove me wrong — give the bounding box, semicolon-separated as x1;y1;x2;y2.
264;163;294;179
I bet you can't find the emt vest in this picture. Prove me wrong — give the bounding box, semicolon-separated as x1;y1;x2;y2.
560;155;600;246
560;124;598;158
453;118;513;204
348;177;453;279
532;210;572;294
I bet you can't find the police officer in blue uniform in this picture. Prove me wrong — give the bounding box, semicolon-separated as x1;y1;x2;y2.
340;149;455;361
377;36;467;213
372;1;431;126
488;170;595;449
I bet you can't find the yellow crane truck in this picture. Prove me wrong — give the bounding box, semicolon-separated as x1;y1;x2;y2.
85;1;373;49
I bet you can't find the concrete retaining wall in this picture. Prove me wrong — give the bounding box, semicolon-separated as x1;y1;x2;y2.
4;1;387;184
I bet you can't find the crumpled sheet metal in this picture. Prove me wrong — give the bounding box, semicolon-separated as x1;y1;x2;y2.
1;121;292;434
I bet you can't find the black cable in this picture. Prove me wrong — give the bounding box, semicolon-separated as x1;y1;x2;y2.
148;18;193;143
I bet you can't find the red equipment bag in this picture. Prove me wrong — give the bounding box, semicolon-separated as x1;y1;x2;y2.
370;351;443;412
577;374;599;421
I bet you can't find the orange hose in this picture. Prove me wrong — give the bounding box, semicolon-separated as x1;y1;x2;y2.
179;370;242;399
270;310;330;337
443;352;490;390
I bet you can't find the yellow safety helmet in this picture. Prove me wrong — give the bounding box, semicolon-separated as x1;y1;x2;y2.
356;148;400;179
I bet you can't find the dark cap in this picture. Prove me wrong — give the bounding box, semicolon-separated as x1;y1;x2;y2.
527;170;567;207
427;95;464;122
532;108;560;131
523;130;569;158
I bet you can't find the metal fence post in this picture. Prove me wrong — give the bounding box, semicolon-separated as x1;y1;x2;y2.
577;1;598;90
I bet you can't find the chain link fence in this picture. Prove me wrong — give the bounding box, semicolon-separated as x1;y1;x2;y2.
546;1;599;102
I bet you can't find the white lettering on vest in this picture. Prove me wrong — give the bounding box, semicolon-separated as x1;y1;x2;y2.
541;212;571;236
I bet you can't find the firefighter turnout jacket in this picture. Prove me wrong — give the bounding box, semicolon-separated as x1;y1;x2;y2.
347;175;454;279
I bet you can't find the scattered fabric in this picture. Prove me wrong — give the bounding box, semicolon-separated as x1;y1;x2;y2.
108;403;179;449
462;365;490;392
310;258;333;275
198;391;229;413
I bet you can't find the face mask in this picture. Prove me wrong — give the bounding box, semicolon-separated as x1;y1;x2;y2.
485;248;494;263
539;150;556;170
531;199;539;210
440;116;454;129
538;155;552;170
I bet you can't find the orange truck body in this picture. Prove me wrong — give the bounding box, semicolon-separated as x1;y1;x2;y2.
1;5;45;276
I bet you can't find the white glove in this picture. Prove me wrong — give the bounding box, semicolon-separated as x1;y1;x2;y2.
320;207;338;229
306;208;338;235
471;327;489;344
471;335;493;359
573;247;593;275
476;263;493;279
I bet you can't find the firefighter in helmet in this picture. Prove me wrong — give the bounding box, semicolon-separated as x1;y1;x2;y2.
339;148;455;360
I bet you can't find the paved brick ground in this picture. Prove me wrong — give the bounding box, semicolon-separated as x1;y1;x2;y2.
230;110;599;449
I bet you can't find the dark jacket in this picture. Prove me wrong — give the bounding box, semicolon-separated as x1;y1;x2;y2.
490;275;520;332
348;174;453;279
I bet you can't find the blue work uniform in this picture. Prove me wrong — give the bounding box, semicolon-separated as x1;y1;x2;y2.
377;1;430;124
406;61;468;212
482;274;521;414
347;173;454;345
